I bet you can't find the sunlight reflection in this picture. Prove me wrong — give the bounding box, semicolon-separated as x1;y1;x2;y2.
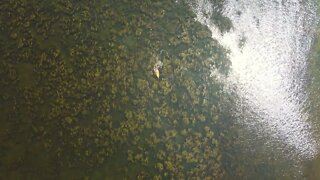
191;0;319;158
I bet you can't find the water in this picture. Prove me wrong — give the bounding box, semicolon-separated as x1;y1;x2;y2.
0;1;228;179
1;0;320;179
191;0;320;177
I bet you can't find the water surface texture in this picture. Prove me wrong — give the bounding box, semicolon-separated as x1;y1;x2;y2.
1;0;320;179
191;0;320;176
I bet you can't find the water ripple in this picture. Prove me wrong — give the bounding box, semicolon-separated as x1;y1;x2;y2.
191;0;319;159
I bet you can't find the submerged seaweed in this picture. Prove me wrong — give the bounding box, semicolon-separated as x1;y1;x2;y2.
0;0;231;179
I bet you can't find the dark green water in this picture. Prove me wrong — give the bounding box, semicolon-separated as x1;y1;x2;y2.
0;0;320;179
0;0;231;179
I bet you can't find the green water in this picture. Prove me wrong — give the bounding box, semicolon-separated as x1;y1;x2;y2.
304;2;320;177
0;0;320;179
0;0;231;179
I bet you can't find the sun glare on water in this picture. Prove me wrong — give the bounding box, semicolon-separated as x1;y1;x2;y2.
191;0;319;159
